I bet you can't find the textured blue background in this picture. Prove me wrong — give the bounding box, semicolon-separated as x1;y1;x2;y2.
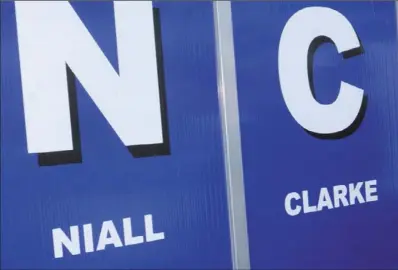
0;2;232;269
232;1;398;269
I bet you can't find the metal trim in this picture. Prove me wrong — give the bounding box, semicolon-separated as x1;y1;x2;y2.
213;2;251;270
396;0;398;38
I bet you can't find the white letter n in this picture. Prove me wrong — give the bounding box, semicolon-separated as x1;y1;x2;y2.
15;1;164;155
52;226;81;259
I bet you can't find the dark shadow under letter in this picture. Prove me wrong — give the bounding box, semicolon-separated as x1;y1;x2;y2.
306;35;367;140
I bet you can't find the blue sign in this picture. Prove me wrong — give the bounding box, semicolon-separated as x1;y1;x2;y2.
2;1;398;269
232;1;398;269
1;2;232;269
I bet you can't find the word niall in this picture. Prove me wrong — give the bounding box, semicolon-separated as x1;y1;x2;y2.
52;214;165;259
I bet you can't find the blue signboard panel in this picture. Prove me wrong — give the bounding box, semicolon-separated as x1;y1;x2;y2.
1;2;232;269
232;1;398;269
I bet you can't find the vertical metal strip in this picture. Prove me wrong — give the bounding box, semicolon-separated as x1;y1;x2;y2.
213;2;250;270
396;0;398;38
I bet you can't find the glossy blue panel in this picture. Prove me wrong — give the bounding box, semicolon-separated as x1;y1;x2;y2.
232;2;398;269
1;2;231;269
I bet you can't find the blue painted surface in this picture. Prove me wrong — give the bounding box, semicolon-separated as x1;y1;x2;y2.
1;2;232;269
232;1;398;269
